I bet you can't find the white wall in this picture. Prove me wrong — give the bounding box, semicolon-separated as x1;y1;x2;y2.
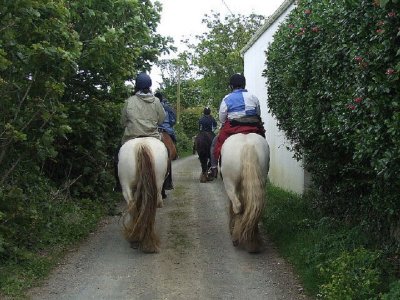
243;2;307;194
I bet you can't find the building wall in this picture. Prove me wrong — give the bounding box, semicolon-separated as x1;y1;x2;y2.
243;2;307;194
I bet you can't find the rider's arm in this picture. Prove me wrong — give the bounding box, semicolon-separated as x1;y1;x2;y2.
212;117;217;131
219;99;228;123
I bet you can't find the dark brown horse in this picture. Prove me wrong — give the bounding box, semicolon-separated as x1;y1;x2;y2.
194;131;215;182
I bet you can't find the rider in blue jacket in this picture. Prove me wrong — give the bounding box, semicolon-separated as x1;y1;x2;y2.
155;92;177;143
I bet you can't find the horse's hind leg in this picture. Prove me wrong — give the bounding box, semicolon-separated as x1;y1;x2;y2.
123;202;140;243
229;202;240;247
224;181;242;214
245;224;264;254
199;156;208;182
140;233;160;254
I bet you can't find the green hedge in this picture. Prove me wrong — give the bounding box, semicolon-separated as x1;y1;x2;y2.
265;0;400;243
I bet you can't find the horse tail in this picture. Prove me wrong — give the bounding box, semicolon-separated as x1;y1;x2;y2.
238;144;265;244
125;144;159;252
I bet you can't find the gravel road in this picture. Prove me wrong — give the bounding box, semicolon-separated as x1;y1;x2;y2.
27;155;309;300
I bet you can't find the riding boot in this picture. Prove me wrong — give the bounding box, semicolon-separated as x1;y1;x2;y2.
113;144;122;192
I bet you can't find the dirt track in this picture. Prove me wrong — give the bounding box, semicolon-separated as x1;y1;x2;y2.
28;155;309;300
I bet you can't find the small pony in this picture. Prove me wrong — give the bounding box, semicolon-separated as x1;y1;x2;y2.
193;131;215;182
118;137;168;253
161;131;177;161
220;133;270;253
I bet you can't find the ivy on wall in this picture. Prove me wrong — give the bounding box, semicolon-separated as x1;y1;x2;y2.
265;0;400;241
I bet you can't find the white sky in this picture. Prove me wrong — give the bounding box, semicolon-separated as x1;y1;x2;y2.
157;0;285;52
151;0;286;89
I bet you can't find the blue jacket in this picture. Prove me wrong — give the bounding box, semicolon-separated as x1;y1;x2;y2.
218;89;261;123
159;100;176;137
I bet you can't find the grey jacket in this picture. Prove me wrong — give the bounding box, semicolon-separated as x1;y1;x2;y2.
121;92;166;144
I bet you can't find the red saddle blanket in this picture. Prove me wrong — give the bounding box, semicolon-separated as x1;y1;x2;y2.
214;120;266;161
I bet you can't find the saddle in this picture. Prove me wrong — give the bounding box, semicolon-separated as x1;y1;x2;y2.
229;115;263;128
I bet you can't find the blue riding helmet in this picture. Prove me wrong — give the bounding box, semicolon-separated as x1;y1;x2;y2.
135;73;152;90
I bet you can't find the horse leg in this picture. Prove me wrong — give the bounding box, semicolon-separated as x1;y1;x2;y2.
199;155;209;183
163;146;173;190
224;181;242;214
245;224;264;253
123;198;141;243
229;202;240;247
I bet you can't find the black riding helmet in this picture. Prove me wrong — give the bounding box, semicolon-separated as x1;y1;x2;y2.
135;72;152;90
229;73;246;89
203;107;211;115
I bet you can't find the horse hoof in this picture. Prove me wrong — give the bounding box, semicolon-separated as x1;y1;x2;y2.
130;241;139;249
200;173;207;183
247;245;262;254
232;240;239;247
164;183;174;190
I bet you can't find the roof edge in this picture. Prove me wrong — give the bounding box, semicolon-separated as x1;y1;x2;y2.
241;0;295;55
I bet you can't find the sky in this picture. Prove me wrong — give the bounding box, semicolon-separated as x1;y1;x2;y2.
151;0;286;88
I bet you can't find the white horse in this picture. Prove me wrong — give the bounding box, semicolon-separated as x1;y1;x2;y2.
220;133;270;253
118;137;168;253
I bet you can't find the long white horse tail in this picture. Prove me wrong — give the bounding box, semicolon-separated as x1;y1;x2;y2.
239;144;265;243
127;144;159;249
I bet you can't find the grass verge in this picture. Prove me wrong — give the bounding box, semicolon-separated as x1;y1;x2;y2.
262;183;400;299
0;194;120;299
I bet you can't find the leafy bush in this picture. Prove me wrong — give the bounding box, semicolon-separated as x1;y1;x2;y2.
0;0;170;280
319;248;382;300
381;280;400;300
174;122;192;156
263;184;397;298
265;0;400;242
179;106;205;138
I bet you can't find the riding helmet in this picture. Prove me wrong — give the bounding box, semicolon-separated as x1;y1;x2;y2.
135;72;152;90
203;107;211;115
229;73;246;89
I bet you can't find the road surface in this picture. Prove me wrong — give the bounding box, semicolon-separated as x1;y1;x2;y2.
28;155;309;300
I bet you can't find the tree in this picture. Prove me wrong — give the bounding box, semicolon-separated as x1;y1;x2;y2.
0;0;173;260
185;12;265;107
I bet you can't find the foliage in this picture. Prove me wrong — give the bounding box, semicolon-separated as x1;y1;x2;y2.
381;280;400;300
179;106;207;139
0;195;108;297
0;0;171;270
174;122;192;158
157;12;265;111
262;184;398;299
319;248;382;300
265;0;400;243
158;54;208;110
186;12;265;108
